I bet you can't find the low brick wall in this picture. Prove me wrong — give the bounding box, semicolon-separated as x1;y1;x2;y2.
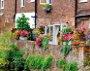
16;40;90;71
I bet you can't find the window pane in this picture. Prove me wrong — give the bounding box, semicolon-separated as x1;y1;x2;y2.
46;0;51;4
40;0;46;3
79;0;88;3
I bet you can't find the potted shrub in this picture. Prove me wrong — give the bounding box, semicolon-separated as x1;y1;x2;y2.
16;14;31;40
16;14;30;31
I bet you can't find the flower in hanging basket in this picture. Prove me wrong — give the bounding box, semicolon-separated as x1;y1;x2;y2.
20;30;29;37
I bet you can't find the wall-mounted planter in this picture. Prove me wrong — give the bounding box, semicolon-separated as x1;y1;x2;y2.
41;4;52;13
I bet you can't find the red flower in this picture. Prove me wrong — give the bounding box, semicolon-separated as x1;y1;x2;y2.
63;33;72;41
20;30;29;37
73;42;80;46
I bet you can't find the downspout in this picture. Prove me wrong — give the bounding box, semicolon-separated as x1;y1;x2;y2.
14;0;17;23
35;0;37;28
75;0;77;28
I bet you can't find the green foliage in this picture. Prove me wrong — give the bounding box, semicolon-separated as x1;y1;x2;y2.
16;14;30;30
41;36;49;50
61;44;71;56
6;44;25;71
62;27;72;34
26;55;44;69
64;62;78;71
56;59;78;71
26;55;53;71
41;55;53;70
84;57;90;66
42;4;52;11
56;59;66;69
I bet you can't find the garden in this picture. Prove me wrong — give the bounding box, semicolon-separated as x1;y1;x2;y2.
0;14;90;71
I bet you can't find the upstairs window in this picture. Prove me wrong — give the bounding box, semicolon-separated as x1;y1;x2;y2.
30;0;35;2
40;0;51;4
21;0;24;7
79;0;88;3
1;0;4;9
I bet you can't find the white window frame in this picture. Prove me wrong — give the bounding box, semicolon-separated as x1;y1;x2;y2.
40;0;51;4
21;0;24;7
30;0;35;2
79;0;88;3
1;0;4;9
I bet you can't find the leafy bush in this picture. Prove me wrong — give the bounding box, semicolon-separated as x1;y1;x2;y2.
5;44;27;71
16;14;30;31
61;44;72;56
41;55;53;70
0;32;29;71
26;55;53;71
41;36;49;50
56;59;78;71
56;59;66;69
65;62;78;71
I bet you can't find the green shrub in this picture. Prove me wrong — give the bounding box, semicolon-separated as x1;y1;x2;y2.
41;36;49;50
56;59;66;69
41;55;53;70
6;44;26;71
61;44;71;56
0;32;28;71
26;55;44;69
57;59;78;71
26;55;53;71
65;62;78;71
16;14;30;31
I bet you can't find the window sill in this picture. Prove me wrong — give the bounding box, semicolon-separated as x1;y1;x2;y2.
79;2;88;3
21;6;25;8
0;12;4;16
1;8;4;10
40;3;52;5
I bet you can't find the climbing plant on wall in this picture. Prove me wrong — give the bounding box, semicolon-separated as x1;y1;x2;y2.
61;26;72;58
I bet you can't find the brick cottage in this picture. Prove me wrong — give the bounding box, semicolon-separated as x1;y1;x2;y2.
0;0;90;45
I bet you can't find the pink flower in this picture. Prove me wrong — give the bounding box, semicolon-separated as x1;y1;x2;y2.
20;30;29;37
63;33;72;41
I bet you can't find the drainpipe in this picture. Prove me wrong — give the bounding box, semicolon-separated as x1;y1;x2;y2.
14;0;17;23
35;0;37;28
75;0;77;28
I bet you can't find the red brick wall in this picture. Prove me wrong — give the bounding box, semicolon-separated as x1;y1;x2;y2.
37;0;75;27
16;0;35;13
77;0;90;13
76;1;90;29
0;0;15;31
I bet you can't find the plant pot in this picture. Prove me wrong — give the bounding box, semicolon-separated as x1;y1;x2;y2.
44;8;52;13
19;36;27;41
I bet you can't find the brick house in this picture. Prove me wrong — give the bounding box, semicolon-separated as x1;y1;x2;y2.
0;0;90;44
37;0;75;45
